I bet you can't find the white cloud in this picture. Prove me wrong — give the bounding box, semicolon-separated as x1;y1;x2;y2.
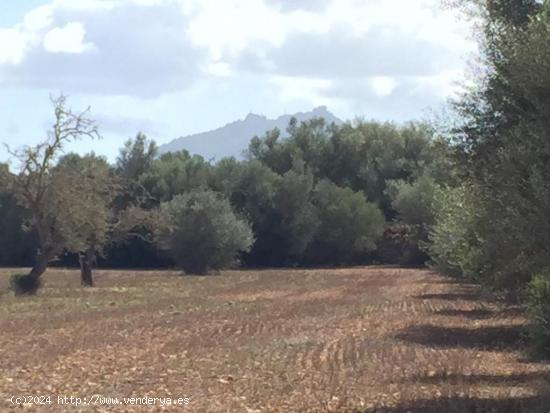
186;0;288;60
0;0;202;96
203;61;233;77
0;28;28;64
0;0;476;120
271;75;333;106
0;5;54;65
370;76;398;97
43;22;92;53
23;5;54;31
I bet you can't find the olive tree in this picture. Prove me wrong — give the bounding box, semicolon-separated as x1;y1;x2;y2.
7;96;100;293
53;153;117;286
306;180;385;265
154;188;254;274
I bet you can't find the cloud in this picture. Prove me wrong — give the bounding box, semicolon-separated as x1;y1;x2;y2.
0;28;28;65
241;26;461;79
370;77;398;98
271;75;333;106
207;0;475;116
95;113;164;137
0;0;475;119
43;22;92;53
264;0;332;13
0;0;203;97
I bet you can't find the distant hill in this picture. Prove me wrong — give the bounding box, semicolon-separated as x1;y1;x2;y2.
158;106;343;161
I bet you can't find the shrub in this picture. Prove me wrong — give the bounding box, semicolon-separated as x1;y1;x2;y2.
527;270;550;358
155;189;254;274
390;175;437;230
427;185;482;279
10;273;42;295
384;175;438;265
306;180;385;265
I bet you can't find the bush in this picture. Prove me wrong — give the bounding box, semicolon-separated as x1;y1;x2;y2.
527;270;550;358
427;185;482;279
384;175;438;265
389;175;437;230
10;273;42;295
305;180;385;265
155;189;254;274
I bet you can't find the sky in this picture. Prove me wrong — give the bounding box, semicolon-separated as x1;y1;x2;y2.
0;0;476;163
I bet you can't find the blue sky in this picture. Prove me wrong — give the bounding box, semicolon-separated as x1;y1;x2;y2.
0;0;476;164
0;1;49;26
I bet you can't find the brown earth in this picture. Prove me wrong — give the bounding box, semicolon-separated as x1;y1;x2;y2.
0;267;549;412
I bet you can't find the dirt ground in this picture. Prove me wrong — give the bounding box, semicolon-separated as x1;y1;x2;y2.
0;267;549;412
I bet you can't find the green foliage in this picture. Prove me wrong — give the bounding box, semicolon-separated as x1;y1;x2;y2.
274;161;319;261
52;153;117;254
140;150;211;202
246;118;449;265
10;273;42;295
427;186;482;279
445;1;550;295
383;175;439;265
321;121;439;216
210;159;283;265
154;189;254;274
306;180;385;265
527;269;550;358
249;119;440;210
0;164;36;265
116;132;158;180
1;99;453;272
390;175;437;230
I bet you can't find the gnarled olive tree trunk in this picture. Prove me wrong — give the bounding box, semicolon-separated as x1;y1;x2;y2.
15;246;55;295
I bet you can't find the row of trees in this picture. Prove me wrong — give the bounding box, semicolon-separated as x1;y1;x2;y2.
427;0;550;356
0;98;454;292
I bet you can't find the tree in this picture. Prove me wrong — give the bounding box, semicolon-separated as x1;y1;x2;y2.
106;133;164;268
274;160;319;263
140;150;211;202
445;0;550;294
306;180;385;265
116;132;158;181
390;175;438;235
249;118;440;221
154;189;254;274
210;159;283;266
7;95;99;294
427;185;482;279
380;175;438;265
53;153;117;286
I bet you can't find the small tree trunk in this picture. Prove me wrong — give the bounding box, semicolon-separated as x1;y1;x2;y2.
79;248;96;287
28;252;50;281
15;248;53;295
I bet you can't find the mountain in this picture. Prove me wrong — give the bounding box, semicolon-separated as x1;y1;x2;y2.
158;106;343;161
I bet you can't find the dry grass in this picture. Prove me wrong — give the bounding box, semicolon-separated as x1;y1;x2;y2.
0;267;549;412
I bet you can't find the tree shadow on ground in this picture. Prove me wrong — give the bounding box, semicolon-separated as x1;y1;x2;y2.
433;308;494;319
413;292;482;301
360;395;550;413
394;324;525;351
404;371;550;386
434;306;526;320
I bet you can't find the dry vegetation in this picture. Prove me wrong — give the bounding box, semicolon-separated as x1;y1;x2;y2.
1;267;549;412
